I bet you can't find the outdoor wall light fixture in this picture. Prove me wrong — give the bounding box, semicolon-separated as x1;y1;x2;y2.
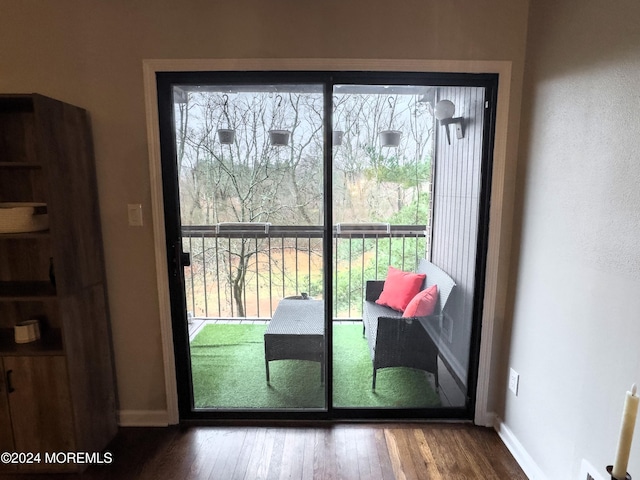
434;99;465;145
217;95;236;145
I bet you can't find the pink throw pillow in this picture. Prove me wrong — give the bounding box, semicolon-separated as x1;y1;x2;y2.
403;284;438;318
375;266;426;312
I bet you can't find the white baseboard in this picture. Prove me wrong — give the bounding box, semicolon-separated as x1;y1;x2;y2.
494;417;547;480
118;409;171;427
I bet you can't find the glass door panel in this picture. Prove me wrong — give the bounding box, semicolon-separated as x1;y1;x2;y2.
331;83;485;411
331;84;437;409
171;83;327;411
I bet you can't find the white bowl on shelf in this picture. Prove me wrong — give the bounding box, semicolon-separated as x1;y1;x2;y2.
0;203;49;234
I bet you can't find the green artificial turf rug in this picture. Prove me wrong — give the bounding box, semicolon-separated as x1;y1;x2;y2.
189;323;440;409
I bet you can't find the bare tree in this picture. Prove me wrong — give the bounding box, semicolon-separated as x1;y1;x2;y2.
176;90;323;316
175;88;433;318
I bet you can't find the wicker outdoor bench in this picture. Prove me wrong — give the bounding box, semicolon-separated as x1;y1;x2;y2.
362;259;456;390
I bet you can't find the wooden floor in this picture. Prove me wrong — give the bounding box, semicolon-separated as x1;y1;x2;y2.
14;423;526;480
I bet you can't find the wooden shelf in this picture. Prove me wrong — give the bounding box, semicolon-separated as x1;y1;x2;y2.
0;282;56;300
0;328;63;356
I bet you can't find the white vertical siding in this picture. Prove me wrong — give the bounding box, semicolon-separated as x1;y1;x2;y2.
431;86;485;385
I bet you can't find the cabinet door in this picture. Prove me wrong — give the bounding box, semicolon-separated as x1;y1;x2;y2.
4;356;75;471
0;359;16;473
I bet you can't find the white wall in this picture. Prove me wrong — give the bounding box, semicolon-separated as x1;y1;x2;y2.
504;1;640;478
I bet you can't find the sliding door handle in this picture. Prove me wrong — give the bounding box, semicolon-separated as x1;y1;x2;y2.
171;242;191;276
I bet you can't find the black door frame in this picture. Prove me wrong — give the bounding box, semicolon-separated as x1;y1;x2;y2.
156;70;498;422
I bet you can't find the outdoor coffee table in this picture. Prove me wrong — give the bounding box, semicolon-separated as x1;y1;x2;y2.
264;298;325;384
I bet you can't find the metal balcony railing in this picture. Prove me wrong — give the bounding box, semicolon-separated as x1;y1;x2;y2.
182;223;430;320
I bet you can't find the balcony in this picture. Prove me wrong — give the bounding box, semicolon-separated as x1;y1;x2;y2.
182;222;429;321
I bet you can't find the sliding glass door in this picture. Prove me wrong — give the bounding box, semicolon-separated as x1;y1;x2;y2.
157;71;497;420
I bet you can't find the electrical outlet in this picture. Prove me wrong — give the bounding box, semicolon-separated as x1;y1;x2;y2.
508;368;519;395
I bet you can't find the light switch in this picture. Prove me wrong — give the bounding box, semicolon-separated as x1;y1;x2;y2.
127;204;143;227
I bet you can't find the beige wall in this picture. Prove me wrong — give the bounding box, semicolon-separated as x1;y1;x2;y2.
0;0;529;416
505;0;640;478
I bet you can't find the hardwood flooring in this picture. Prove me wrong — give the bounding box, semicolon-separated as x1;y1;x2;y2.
11;423;526;480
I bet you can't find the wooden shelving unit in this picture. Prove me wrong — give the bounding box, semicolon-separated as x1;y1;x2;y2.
0;94;117;473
